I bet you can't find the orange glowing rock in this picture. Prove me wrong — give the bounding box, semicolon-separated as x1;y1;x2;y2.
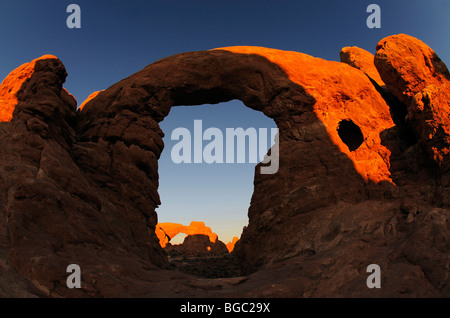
78;90;104;111
0;55;58;122
226;237;239;252
340;46;386;87
213;46;395;184
156;221;218;248
375;34;450;172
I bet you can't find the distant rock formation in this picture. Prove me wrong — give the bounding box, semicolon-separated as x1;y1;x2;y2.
156;221;218;248
182;234;228;256
226;237;239;253
375;34;450;183
156;222;238;255
166;234;228;257
0;34;448;297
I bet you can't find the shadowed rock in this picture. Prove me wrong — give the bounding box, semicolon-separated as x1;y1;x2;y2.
375;34;450;173
178;234;228;257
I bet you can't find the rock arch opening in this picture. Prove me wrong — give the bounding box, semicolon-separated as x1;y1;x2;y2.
156;100;277;277
168;232;187;245
337;119;364;151
74;46;398;282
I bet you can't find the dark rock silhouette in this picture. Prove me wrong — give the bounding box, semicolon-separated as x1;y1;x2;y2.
0;34;448;297
167;234;228;257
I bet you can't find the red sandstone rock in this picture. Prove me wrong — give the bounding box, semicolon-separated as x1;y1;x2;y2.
215;45;395;184
178;234;228;257
0;55;58;122
0;34;449;297
78;90;104;111
340;46;385;86
0;56;168;297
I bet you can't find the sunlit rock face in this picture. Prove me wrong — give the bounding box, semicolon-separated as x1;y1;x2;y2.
375;34;450;176
156;222;232;257
0;55;59;122
340;46;386;87
78;90;103;111
0;34;449;297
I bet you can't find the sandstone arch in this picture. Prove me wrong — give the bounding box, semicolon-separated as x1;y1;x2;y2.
1;34;448;297
76;46;396;273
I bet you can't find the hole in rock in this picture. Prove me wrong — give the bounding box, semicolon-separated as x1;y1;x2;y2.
170;233;188;245
337;119;364;151
156;100;277;278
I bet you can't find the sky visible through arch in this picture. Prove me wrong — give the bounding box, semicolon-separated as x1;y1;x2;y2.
157;101;277;244
0;0;449;244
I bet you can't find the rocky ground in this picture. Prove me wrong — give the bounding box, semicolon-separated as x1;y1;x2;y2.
163;234;241;279
167;252;241;279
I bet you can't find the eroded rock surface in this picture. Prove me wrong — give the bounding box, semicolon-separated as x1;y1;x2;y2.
0;55;168;297
0;34;448;297
375;34;450;187
340;46;385;86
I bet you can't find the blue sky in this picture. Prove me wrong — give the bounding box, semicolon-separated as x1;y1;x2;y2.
1;0;449;244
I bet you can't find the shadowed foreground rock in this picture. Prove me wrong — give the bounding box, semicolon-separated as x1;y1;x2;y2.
0;34;449;297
